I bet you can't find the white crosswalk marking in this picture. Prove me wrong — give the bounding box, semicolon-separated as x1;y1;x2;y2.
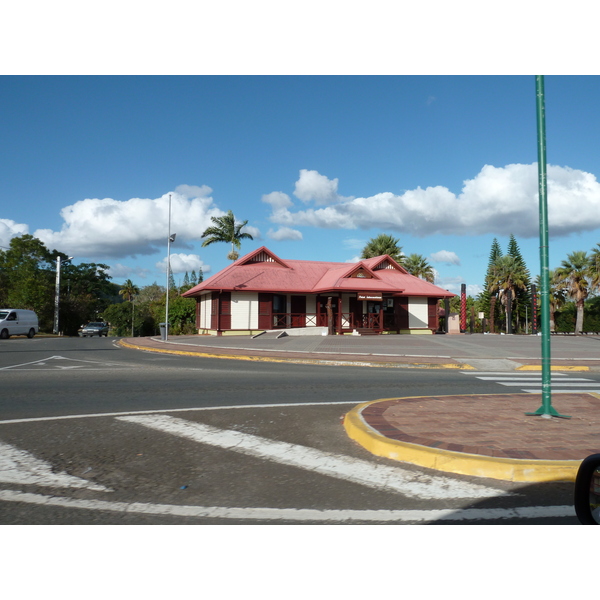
0;440;111;491
118;414;510;500
461;371;600;393
0;490;574;523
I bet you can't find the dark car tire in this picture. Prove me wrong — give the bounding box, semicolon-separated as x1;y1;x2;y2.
27;329;35;338
0;329;9;339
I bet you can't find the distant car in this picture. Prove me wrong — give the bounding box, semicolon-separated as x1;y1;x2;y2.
79;322;109;337
0;309;39;339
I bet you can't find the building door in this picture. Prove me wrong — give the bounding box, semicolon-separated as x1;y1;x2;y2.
349;297;362;329
395;297;409;330
272;294;287;328
210;292;231;331
291;296;306;327
258;293;273;330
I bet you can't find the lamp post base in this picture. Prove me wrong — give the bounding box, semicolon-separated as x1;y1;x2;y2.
525;405;571;419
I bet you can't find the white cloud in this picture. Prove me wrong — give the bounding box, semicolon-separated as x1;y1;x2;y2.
175;184;213;198
156;253;211;275
293;169;346;205
242;225;261;240
468;284;483;296
0;218;28;248
345;255;361;263
262;191;294;210
108;263;152;280
267;227;303;241
431;250;461;265
33;188;226;259
266;164;600;239
438;277;483;297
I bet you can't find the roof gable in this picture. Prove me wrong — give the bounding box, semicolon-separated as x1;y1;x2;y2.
361;255;409;274
237;246;291;269
341;262;381;280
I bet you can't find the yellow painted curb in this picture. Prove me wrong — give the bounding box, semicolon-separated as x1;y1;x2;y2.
118;340;469;369
343;398;582;483
118;340;293;363
516;365;589;371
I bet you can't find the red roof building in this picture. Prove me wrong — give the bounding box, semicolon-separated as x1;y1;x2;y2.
182;247;455;335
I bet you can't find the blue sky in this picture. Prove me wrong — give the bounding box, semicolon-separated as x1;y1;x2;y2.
2;7;600;298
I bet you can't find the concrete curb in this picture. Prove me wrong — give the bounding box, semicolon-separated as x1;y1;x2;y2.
343;398;582;483
118;339;472;369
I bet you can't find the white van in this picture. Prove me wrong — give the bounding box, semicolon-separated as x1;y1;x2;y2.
0;309;39;339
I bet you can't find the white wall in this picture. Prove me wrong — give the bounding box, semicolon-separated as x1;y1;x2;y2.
408;297;428;328
198;294;211;329
231;291;258;329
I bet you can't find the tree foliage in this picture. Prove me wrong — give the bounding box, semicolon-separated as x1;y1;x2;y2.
555;250;592;334
201;210;253;261
0;234;117;334
403;253;434;282
360;234;404;263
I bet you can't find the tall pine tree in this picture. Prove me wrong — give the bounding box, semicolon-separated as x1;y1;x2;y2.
506;234;531;332
480;238;503;323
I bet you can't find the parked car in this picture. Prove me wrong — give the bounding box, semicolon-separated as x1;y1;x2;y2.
0;309;39;339
79;322;109;337
574;453;600;524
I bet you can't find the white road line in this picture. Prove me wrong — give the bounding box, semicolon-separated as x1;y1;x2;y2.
475;377;591;381
0;355;125;371
0;441;111;492
0;401;361;426
0;490;573;523
118;414;509;500
522;388;600;394
498;382;600;387
461;372;569;376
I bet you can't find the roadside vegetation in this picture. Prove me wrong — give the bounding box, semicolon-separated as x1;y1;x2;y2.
4;228;600;337
0;234;200;336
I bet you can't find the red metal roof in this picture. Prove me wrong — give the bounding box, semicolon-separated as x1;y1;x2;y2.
182;246;455;298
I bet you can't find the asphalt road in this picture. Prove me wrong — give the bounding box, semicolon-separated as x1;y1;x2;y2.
0;336;585;524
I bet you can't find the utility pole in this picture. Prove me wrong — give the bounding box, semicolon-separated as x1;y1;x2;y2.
53;255;73;335
527;76;570;419
165;194;176;341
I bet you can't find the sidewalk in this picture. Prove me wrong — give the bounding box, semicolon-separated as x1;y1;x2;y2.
119;334;600;482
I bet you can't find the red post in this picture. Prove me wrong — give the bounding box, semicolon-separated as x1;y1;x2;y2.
460;284;467;333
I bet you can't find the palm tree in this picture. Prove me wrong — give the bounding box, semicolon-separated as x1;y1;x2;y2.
201;210;254;261
360;234;404;263
119;279;140;337
535;270;567;332
119;279;139;302
589;243;600;290
488;255;528;332
555;250;591;334
403;253;435;283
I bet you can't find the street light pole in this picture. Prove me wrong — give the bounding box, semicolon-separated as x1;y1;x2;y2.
165;194;176;341
526;75;570;419
53;255;73;335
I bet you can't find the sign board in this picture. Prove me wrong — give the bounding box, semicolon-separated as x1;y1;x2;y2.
357;292;383;301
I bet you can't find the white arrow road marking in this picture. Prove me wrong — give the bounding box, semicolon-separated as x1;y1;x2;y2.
118;415;510;500
0;355;126;371
0;490;573;523
0;441;111;492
